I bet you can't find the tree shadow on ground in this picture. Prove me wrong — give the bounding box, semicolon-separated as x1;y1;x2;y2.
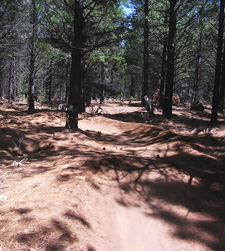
127;101;143;107
79;149;225;251
140;178;225;251
71;121;225;250
1;102;225;250
15;218;79;251
103;111;144;123
102;106;225;132
2;205;89;250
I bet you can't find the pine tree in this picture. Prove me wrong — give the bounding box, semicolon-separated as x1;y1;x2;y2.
28;0;38;110
211;0;224;122
163;0;177;118
142;0;149;105
42;0;124;129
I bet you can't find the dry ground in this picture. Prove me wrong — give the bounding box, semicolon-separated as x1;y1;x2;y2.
0;99;225;251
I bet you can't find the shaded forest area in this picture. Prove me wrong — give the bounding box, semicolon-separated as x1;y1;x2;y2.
0;0;225;251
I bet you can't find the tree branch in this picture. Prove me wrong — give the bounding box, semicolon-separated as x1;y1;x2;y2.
63;0;74;11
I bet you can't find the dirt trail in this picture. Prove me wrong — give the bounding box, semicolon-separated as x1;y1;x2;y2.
0;100;225;251
78;116;213;251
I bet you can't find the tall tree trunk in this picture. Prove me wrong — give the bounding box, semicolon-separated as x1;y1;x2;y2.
8;57;16;104
28;0;38;110
85;79;91;107
65;63;70;103
66;51;81;129
0;58;3;98
159;9;168;107
66;0;84;129
111;62;115;87
219;38;225;113
100;63;105;104
192;5;204;104
48;61;53;102
163;0;177;119
193;26;202;104
159;36;167;107
13;57;17;102
130;70;135;98
79;69;85;113
9;59;13;104
142;0;149;106
211;0;224;122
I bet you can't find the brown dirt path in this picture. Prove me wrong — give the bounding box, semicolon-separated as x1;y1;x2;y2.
0;100;225;251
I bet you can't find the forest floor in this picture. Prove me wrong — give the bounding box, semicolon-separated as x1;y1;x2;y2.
0;99;225;251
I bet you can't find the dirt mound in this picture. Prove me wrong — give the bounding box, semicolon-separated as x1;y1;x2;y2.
0;100;225;251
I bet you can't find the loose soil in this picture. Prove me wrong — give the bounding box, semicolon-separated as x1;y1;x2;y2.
0;99;225;251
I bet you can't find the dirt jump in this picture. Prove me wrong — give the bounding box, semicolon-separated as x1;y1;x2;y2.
0;99;225;251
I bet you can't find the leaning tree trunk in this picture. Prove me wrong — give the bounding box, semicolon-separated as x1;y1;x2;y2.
163;0;177;119
211;0;224;122
142;0;149;106
66;0;84;129
28;0;38;110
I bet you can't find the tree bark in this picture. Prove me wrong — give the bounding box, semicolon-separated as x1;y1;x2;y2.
28;0;38;110
130;70;135;98
8;57;16;104
48;61;53;102
211;0;224;122
65;63;70;103
13;57;17;102
9;59;13;104
142;0;149;106
163;0;177;119
193;25;202;104
66;51;81;129
159;36;167;107
0;58;3;98
100;63;105;105
79;68;85;113
219;38;225;113
66;0;84;129
159;9;168;107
